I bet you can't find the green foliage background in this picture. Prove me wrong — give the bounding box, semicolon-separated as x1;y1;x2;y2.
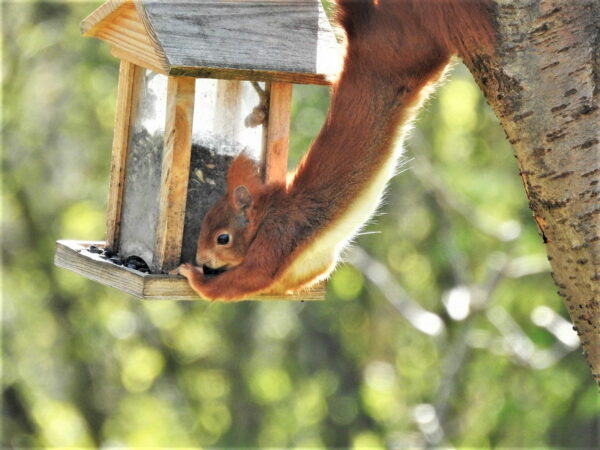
2;1;598;447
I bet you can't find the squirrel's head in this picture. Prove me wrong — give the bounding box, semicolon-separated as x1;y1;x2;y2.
196;155;263;273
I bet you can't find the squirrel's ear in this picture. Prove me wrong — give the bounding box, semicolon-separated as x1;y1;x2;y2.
232;185;253;211
227;154;261;190
227;154;261;212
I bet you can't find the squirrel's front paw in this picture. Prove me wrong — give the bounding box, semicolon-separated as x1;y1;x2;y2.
171;263;202;279
174;264;211;299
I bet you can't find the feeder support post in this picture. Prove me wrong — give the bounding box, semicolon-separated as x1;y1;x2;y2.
153;76;196;273
106;60;139;251
263;82;292;183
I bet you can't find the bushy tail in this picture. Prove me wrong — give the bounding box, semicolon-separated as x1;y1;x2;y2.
417;0;496;58
336;0;495;61
335;0;375;39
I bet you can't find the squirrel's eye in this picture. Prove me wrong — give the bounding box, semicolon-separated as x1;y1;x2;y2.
216;234;230;245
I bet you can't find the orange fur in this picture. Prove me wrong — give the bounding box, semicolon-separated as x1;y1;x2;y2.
177;0;495;301
226;154;262;201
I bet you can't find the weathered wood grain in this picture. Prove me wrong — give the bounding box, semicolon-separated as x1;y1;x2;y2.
55;240;145;297
264;82;292;183
105;60;138;250
153;76;196;273
111;46;168;76
83;0;340;83
214;80;243;142
169;66;332;86
142;0;340;80
83;1;168;74
55;240;325;301
80;0;127;35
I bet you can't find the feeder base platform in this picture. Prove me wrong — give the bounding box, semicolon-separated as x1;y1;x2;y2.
54;240;325;301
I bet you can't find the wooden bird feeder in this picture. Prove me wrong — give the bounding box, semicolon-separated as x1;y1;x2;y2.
54;0;341;301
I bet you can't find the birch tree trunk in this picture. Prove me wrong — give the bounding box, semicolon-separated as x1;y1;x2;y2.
463;0;599;383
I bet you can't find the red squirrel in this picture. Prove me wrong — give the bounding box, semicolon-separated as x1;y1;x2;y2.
176;0;495;301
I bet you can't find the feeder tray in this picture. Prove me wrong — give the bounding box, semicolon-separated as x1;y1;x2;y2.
54;0;341;301
55;241;325;301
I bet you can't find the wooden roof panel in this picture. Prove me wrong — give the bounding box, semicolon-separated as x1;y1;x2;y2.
81;0;341;84
142;0;340;76
82;0;169;73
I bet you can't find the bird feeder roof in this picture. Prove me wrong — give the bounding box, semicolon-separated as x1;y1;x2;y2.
81;0;342;85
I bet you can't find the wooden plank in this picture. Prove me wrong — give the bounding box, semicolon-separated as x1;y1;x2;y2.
105;60;138;251
214;80;243;142
143;276;326;302
103;23;155;48
263;82;292;183
54;240;325;301
141;0;341;82
152;77;196;273
82;0;340;84
80;0;127;36
169;65;332;86
110;47;168;76
84;1;169;74
54;240;145;298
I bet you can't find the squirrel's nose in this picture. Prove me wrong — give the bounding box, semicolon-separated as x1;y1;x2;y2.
195;250;207;266
196;249;215;268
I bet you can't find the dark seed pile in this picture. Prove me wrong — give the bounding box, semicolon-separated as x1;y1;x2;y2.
87;245;150;274
180;144;233;263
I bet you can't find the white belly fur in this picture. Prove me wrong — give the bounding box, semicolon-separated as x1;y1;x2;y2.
271;135;406;293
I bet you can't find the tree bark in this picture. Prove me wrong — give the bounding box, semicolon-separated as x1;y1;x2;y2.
463;0;599;383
